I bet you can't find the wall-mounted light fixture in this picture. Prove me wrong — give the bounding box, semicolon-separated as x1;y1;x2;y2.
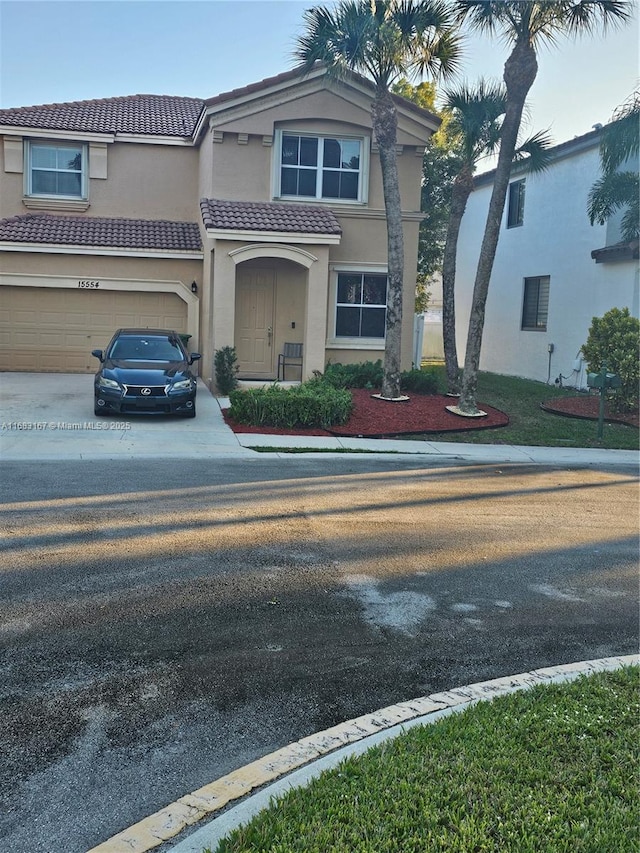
191;281;198;294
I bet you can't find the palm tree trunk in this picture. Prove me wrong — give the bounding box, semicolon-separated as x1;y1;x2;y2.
373;89;404;400
442;169;474;395
457;39;538;414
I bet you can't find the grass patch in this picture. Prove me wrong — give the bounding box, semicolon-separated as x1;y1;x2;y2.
408;370;639;450
208;666;639;853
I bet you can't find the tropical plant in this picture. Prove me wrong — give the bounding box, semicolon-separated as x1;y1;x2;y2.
453;0;632;416
588;90;639;242
295;0;461;400
440;81;552;394
214;345;239;395
581;307;639;412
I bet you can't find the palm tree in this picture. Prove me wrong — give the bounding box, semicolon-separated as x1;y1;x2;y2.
588;90;639;242
295;0;461;399
441;81;552;395
452;0;632;416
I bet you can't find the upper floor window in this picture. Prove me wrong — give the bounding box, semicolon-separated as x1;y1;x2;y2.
507;178;525;228
277;132;365;202
521;275;549;331
27;141;87;198
336;272;387;338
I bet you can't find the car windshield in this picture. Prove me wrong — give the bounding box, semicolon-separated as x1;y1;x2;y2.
110;337;183;361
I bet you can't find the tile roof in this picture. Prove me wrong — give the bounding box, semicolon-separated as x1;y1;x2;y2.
200;198;342;235
0;213;202;251
0;94;204;137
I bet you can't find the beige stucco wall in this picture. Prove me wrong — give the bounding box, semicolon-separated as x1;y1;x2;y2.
0;137;200;222
0;250;201;285
88;143;200;221
202;123;423;213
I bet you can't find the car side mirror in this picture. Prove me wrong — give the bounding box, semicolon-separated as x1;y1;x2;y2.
91;349;104;362
189;353;201;364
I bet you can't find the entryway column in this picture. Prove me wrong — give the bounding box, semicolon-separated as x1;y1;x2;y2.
211;238;237;357
304;245;330;379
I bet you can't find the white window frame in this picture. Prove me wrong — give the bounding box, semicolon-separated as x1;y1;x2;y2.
25;140;88;200
273;129;369;204
327;264;388;349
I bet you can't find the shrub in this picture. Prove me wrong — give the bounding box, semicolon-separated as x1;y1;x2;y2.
214;346;239;395
321;360;442;394
322;360;384;389
228;382;352;429
582;307;639;412
400;367;441;394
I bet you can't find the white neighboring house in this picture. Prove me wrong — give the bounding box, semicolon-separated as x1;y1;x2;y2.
454;126;639;389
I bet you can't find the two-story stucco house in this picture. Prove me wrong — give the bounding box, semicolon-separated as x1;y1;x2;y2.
0;64;439;387
454;126;639;390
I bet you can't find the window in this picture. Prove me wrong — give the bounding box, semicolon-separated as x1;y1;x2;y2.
507;179;525;228
278;132;364;201
335;272;387;338
521;276;550;331
27;141;86;198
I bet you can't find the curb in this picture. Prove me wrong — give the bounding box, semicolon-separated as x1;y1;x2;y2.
86;654;638;853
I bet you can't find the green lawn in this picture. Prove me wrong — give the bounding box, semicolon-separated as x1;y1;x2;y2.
407;370;639;450
207;666;639;853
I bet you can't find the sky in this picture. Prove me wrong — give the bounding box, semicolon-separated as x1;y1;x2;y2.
0;0;638;148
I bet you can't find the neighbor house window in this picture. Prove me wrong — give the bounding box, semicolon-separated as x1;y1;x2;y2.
521;276;550;331
507;178;525;228
335;272;387;338
278;132;365;202
27;141;86;198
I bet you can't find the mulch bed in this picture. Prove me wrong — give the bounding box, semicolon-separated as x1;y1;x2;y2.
222;388;509;438
541;394;639;429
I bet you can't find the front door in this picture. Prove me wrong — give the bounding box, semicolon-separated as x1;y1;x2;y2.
235;268;275;377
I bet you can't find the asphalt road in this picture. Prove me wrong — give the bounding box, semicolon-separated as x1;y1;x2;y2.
1;456;638;853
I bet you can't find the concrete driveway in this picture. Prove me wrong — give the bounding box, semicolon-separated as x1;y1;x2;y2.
0;373;250;460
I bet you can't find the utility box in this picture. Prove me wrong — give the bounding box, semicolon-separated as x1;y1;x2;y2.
587;371;621;389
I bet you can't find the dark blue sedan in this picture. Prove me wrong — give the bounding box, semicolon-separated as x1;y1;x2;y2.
92;329;201;418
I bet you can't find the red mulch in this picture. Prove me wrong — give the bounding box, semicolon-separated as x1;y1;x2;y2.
541;394;639;428
222;388;509;438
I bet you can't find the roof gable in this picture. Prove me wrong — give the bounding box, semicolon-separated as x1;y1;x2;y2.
198;64;440;145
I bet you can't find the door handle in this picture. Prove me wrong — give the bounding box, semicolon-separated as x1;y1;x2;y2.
267;327;273;347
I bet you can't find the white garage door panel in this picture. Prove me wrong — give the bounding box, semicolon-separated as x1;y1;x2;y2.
0;286;188;373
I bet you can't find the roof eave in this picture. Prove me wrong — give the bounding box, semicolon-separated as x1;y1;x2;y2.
203;227;341;245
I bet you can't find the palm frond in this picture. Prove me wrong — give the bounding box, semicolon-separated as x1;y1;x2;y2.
295;0;462;89
513;129;554;173
600;89;640;173
458;0;632;48
588;169;640;240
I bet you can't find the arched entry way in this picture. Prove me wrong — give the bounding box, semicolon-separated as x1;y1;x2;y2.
227;244;326;381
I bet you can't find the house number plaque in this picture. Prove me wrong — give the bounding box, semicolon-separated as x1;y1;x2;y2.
78;280;100;288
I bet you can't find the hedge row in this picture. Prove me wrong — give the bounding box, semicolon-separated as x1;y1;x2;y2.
228;381;352;429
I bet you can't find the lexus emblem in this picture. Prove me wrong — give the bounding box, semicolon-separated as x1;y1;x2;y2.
141;387;152;396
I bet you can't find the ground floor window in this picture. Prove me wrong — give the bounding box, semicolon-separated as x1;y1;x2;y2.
335;272;387;339
521;275;550;331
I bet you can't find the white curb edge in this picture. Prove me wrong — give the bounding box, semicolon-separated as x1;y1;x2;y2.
87;654;638;853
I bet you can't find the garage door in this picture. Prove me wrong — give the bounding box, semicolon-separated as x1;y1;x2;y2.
0;286;188;373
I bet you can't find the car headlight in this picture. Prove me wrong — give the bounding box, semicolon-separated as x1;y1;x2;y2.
98;376;121;389
172;378;194;391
